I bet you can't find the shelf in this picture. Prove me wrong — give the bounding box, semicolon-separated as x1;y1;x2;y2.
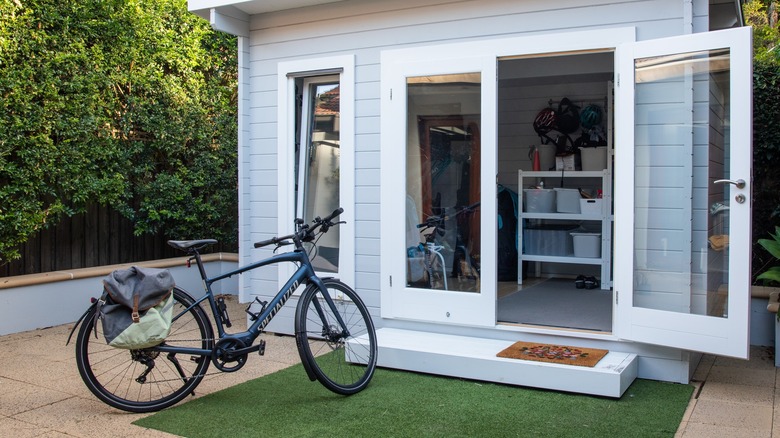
522;213;603;220
518;168;613;289
519;170;607;178
521;254;604;265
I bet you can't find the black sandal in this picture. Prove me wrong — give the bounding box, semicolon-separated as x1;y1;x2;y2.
575;275;585;289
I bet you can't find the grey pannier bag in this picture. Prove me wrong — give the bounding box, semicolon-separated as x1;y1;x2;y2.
96;266;175;349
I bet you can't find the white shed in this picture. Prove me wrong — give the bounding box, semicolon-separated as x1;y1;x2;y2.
189;0;752;397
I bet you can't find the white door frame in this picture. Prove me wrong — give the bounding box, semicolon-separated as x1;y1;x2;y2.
380;51;498;326
379;28;636;327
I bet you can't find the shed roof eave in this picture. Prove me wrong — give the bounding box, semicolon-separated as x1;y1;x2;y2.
188;0;348;16
188;5;250;37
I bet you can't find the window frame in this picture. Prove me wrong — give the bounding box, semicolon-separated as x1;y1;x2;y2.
277;56;355;290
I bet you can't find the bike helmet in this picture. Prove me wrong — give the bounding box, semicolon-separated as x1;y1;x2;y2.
533;108;557;135
580;104;603;129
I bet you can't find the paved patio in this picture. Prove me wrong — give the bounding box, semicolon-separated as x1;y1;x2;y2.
677;346;779;437
0;295;777;437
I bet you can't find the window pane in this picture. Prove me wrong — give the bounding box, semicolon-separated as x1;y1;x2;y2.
405;73;481;292
301;82;340;273
633;49;730;316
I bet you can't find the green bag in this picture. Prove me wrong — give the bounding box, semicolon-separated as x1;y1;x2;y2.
97;266;175;349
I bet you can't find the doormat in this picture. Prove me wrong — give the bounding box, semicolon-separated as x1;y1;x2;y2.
497;341;608;367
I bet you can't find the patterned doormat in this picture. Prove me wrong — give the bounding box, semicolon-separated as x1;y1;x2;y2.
497;341;608;367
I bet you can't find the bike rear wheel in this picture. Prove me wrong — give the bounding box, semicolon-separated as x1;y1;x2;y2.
75;287;214;412
295;279;377;395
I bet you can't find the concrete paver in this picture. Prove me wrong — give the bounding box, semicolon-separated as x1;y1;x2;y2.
0;297;300;438
676;346;779;437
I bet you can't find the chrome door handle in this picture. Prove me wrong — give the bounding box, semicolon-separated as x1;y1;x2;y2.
714;179;746;189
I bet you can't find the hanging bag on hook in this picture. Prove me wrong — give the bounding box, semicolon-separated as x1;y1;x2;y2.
95;266;175;349
556;98;580;134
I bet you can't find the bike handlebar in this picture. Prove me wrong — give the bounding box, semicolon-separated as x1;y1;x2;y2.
253;236;292;249
254;207;344;249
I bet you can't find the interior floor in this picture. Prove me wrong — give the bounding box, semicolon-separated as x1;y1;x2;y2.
496;278;613;332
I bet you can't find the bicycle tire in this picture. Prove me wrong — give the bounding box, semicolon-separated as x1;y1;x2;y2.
295;279;377;395
75;287;214;413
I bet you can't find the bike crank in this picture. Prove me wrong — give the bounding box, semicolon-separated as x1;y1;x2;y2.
211;338;249;372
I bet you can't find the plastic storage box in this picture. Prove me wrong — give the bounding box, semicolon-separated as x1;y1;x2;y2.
570;232;601;258
523;224;577;256
554;188;581;213
523;189;555;213
579;198;603;216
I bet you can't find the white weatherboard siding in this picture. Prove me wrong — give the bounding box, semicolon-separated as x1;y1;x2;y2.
242;0;692;335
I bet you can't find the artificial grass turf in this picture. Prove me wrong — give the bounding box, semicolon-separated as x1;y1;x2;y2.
135;363;693;438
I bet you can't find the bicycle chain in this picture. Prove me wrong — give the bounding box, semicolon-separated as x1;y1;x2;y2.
136;338;230;384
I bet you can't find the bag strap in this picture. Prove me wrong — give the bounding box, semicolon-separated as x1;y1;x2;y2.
93;290;109;338
132;294;141;323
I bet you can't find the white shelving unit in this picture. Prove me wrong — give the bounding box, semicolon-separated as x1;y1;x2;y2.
518;169;612;289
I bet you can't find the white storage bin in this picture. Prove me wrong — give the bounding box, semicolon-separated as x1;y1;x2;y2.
523;189;555;213
524;225;577;256
580;146;608;171
570;232;601;258
554;188;580;213
579;198;603;216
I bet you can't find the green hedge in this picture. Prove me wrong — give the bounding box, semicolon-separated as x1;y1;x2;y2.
0;0;238;263
753;61;780;283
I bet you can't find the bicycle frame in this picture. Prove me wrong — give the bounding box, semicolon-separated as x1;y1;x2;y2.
153;247;348;357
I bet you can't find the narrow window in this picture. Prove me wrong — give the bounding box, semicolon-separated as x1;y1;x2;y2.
296;76;341;273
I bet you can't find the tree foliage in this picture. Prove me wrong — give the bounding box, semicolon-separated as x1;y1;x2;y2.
0;0;237;263
745;0;780;64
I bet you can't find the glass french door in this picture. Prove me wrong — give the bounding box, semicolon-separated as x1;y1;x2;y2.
380;52;497;326
614;27;752;358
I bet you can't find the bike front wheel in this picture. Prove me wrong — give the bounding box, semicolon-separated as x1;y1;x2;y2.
75;287;214;413
295;279;377;395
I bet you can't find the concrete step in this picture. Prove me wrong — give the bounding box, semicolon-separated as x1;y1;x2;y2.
375;327;637;398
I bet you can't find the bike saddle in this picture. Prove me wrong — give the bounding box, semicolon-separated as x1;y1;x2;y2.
167;239;218;252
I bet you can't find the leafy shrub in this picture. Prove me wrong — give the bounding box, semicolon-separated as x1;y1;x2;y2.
757;227;780;285
0;0;237;264
752;62;780;283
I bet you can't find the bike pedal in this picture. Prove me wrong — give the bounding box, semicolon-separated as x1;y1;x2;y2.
258;339;266;356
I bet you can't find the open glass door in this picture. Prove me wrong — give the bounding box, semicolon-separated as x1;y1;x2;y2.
614;27;752;358
381;50;497;326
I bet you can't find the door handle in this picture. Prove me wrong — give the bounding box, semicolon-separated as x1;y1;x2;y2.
714;179;746;189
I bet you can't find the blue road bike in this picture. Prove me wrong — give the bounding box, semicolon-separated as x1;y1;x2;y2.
71;208;377;412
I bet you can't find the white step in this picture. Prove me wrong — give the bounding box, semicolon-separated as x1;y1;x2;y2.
375;328;637;398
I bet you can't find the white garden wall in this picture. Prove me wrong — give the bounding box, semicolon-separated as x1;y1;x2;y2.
0;254;238;335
